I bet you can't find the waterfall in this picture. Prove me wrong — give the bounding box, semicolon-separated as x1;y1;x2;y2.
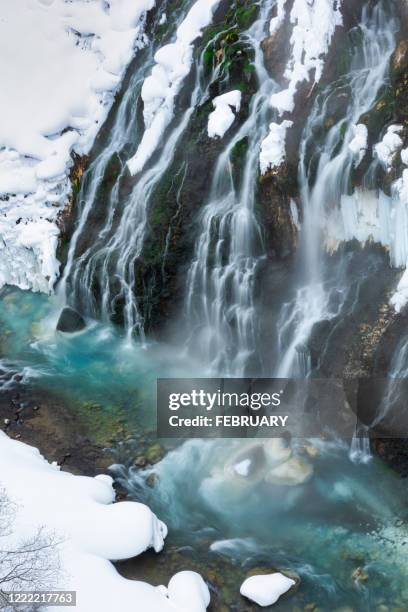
59;0;219;340
184;0;277;376
275;2;397;379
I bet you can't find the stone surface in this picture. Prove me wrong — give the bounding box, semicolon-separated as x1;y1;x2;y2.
56;306;86;333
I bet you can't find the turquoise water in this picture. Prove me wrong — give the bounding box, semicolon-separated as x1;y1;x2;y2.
0;287;198;427
1;287;408;610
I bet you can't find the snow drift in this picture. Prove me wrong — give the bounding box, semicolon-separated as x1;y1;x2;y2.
0;431;211;611
0;0;154;293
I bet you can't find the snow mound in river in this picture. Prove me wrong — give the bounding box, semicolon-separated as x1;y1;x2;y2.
0;431;210;612
0;0;153;293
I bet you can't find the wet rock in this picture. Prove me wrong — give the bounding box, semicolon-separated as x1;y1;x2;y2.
56;307;86;333
259;162;299;260
352;566;369;586
134;455;147;468
145;473;158;488
146;443;164;464
265;456;313;486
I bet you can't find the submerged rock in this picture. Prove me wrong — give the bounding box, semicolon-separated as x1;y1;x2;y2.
265;456;313;486
56;307;86;333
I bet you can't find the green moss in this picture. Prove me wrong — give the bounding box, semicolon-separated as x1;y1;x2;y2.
230;136;248;163
236;4;259;29
199;0;258;90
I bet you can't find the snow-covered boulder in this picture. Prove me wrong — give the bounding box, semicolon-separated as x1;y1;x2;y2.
0;431;211;612
240;572;296;607
207;91;242;139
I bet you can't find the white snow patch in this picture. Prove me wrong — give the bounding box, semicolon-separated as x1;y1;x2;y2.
269;0;288;35
270;0;343;116
240;572;296;607
127;0;221;175
207;90;242;138
374;125;404;169
0;0;153;293
401;147;408;166
259;120;293;173
0;431;211;612
167;571;211;612
234;458;251;477
261;0;342;174
349;124;368;167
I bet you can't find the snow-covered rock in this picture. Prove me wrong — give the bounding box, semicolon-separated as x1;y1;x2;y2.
167;571;211;612
259;120;293;173
269;0;288;35
270;0;343;116
374;125;404;169
261;0;342;173
127;0;221;175
0;0;154;293
207;91;242;139
240;572;296;607
0;431;210;612
349;124;368;166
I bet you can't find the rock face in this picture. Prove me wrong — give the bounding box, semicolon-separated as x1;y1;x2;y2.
57;307;86;333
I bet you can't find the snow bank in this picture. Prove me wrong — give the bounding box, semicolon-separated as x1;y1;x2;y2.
0;431;210;611
207;91;242;138
349;124;368;166
374;125;403;169
240;572;295;607
259;120;293;173
261;0;342;173
127;0;221;175
0;0;153;293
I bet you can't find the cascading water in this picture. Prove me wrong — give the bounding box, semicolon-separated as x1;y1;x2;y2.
1;1;408;609
275;2;397;381
185;1;277;375
60;0;221;341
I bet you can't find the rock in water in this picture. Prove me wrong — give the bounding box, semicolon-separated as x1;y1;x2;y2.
240;572;296;607
56;307;86;333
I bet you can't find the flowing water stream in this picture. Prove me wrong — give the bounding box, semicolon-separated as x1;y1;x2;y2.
275;3;397;379
1;0;408;609
185;0;276;375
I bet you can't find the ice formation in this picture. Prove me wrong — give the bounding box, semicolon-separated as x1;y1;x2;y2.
259;121;293;173
349;124;368;166
0;431;210;612
207;91;242;139
261;0;343;172
127;0;221;175
269;0;288;35
240;572;296;607
323;186;408;312
374;124;403;169
0;0;154;293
